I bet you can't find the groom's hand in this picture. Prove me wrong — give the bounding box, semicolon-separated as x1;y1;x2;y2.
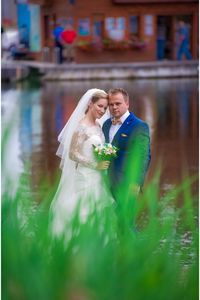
97;161;110;170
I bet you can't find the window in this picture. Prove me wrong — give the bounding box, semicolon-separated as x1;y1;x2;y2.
130;16;139;35
105;17;126;41
94;21;103;37
78;19;90;36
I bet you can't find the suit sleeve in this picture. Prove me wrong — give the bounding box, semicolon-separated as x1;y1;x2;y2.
125;122;151;187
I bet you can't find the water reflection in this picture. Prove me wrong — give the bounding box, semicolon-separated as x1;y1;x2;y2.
1;78;198;198
2;90;23;198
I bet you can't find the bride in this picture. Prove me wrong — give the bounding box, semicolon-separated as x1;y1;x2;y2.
50;88;113;235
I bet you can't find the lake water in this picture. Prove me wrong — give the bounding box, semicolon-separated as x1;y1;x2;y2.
2;77;198;199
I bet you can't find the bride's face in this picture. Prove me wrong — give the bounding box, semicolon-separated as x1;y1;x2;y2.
90;98;108;119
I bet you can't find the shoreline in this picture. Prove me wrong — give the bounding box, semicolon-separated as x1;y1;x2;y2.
2;59;198;82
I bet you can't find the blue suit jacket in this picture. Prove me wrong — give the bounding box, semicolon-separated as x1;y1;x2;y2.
102;112;151;189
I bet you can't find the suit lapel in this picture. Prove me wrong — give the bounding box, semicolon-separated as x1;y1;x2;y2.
104;119;112;143
112;112;135;144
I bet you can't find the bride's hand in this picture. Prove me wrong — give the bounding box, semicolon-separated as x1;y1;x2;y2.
97;161;110;170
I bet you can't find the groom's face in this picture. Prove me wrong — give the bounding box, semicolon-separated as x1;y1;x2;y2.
108;92;129;118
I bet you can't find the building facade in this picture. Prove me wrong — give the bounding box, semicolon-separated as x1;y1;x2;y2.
31;0;198;63
2;0;17;28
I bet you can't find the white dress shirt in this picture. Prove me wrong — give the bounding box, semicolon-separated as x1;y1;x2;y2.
109;111;130;143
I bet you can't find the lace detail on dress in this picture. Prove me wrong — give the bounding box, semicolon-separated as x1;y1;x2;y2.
69;123;103;169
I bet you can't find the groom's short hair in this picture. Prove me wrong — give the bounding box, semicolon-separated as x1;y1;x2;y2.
108;88;129;101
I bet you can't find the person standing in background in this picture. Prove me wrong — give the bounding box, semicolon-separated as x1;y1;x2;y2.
53;23;64;64
60;24;77;63
177;20;192;61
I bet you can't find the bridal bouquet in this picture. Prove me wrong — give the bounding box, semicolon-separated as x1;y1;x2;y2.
93;143;118;161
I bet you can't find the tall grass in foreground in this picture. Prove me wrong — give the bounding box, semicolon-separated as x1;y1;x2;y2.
2;168;198;300
2;120;198;300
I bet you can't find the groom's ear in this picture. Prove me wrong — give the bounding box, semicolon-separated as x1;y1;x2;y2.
125;99;129;109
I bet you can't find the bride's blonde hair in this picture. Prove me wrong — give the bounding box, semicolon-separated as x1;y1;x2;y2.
85;91;108;114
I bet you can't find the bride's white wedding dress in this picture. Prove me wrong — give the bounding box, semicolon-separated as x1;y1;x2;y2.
50;122;113;235
69;122;111;212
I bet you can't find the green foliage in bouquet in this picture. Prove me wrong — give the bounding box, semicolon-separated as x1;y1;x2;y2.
93;143;118;161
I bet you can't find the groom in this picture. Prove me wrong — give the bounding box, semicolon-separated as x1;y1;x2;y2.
102;88;151;200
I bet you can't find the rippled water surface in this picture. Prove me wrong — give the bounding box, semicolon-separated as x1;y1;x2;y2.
2;78;198;198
